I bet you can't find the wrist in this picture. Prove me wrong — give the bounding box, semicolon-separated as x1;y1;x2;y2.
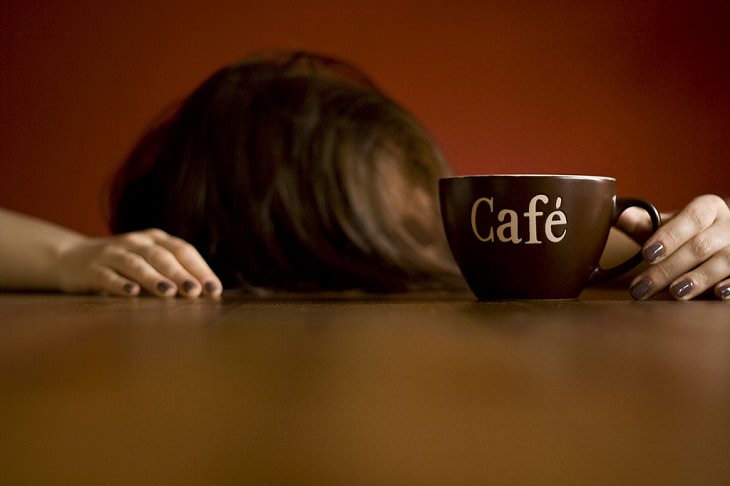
50;234;92;292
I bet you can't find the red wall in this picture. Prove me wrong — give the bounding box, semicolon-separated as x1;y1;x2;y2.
1;0;729;236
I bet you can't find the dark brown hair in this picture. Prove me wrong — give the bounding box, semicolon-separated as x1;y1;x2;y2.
109;50;463;292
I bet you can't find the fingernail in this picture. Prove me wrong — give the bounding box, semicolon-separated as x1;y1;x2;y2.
182;280;197;294
123;282;137;295
630;279;653;300
643;242;665;263
204;281;219;295
671;279;694;299
157;281;172;294
719;285;730;300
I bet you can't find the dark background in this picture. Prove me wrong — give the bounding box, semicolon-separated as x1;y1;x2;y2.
2;0;728;236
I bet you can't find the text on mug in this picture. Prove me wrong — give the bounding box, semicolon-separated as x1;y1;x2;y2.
470;195;567;244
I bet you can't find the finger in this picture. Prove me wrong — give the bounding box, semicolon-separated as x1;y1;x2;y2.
615;207;655;243
89;264;141;297
100;245;177;297
140;228;171;241
631;224;730;300
631;221;730;300
150;235;222;297
641;195;727;264
113;229;206;297
667;246;730;300
129;243;203;298
715;278;730;300
115;231;158;248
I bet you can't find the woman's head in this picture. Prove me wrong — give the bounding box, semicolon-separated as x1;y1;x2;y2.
109;50;462;292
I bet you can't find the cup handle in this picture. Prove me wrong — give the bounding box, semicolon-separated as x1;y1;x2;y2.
588;197;662;284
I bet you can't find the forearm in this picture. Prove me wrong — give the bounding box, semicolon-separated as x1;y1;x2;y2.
0;208;85;290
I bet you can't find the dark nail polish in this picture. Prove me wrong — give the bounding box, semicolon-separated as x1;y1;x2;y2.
182;280;197;294
671;279;694;299
719;285;730;300
123;282;136;294
157;281;172;294
643;242;665;262
630;279;653;300
204;281;219;295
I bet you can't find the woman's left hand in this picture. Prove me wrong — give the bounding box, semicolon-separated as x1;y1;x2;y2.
625;194;730;301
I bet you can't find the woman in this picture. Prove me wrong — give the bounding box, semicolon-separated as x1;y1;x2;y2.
1;51;729;300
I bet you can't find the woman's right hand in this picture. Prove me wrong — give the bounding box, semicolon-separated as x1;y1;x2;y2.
54;228;222;298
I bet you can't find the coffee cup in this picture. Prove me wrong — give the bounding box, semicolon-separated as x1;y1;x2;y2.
439;175;661;299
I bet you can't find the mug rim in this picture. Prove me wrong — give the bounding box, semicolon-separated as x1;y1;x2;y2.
441;174;615;182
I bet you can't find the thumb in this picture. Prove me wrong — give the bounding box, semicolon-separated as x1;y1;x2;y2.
615;207;665;244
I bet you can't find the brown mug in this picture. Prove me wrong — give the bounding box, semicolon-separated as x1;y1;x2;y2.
439;175;661;299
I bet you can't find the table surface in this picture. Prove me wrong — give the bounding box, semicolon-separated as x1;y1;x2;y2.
1;287;729;485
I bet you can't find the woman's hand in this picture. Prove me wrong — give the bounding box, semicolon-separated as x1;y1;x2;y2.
54;228;223;298
619;195;730;301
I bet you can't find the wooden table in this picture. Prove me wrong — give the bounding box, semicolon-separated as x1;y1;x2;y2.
1;288;729;485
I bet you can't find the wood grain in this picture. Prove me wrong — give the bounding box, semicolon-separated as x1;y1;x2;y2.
1;290;729;485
